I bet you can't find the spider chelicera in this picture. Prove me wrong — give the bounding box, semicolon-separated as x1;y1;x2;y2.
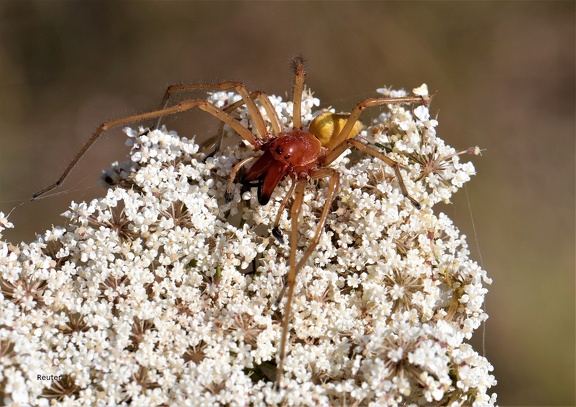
32;57;429;387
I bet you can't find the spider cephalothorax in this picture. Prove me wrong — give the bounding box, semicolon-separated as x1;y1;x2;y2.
241;130;324;205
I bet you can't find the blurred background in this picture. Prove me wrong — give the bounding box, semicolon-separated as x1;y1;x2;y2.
0;1;573;404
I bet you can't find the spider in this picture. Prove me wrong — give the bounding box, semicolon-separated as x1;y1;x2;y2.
32;57;429;388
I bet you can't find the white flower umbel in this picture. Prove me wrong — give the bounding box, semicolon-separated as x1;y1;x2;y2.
0;88;496;406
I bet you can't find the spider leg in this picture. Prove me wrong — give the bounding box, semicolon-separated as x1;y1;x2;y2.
325;94;430;151
325;138;420;209
199;96;251;155
224;156;258;202
275;177;306;388
156;82;268;140
290;57;306;130
201;90;282;158
271;175;298;243
275;167;339;388
32;99;259;200
253;91;282;136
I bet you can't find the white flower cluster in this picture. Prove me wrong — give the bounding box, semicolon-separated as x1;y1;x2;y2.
0;87;496;406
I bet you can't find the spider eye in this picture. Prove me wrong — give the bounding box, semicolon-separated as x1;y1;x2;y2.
284;154;291;159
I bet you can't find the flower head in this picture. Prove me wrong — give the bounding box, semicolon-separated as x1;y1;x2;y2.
0;87;495;405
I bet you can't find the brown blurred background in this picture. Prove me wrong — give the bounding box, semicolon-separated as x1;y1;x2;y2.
0;1;573;405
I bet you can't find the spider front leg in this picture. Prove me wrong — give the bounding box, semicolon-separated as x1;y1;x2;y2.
275;167;339;388
32;98;259;200
157;83;283;148
291;56;306;130
156;82;269;139
201;90;283;158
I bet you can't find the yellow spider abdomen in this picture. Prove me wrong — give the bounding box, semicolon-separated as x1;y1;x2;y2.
309;112;364;147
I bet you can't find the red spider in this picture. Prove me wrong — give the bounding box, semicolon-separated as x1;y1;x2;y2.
32;57;428;387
